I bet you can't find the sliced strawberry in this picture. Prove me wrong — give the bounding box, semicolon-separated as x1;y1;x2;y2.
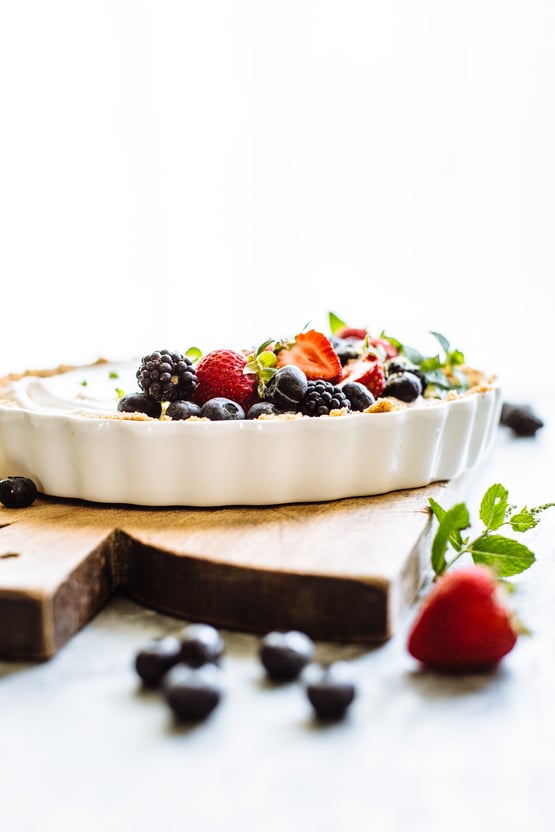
340;355;385;398
407;566;518;672
368;337;398;361
193;349;260;411
275;330;342;383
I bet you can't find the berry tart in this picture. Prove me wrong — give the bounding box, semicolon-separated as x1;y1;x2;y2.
0;317;501;506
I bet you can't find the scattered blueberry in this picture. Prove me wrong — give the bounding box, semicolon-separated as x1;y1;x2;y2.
178;623;225;668
162;662;224;721
341;381;375;411
500;403;544;437
200;397;245;421
0;476;38;509
303;661;357;720
382;371;422;403
118;393;162;418
166;400;202;420
259;630;315;681
134;635;183;687
247;402;282;419
264;366;308;411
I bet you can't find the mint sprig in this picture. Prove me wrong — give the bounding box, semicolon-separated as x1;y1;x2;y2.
429;483;555;578
381;330;468;394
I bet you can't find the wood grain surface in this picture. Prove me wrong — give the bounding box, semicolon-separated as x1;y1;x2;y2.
0;480;466;659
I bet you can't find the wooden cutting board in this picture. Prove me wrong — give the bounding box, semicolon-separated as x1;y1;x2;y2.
0;480;465;660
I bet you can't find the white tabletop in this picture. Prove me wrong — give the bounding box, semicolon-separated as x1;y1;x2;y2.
1;388;553;832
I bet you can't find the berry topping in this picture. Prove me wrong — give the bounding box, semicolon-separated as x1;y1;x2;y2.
0;476;38;509
166;400;202;421
134;635;183;687
382;371;422;403
200;397;246;421
137;350;197;403
341;381;375;411
193;349;260;411
299;380;351;417
329;335;365;367
162;663;223;721
117;393;162;418
340;354;385;398
263;365;308;411
246;402;281;419
259;630;315;681
303;661;357;720
178;623;225;668
384;356;428;395
275;330;342;383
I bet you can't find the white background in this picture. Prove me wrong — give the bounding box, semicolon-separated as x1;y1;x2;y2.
1;1;554;396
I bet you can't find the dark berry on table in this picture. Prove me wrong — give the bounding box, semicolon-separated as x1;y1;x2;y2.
0;476;38;509
134;635;182;687
341;381;375;411
500;403;544;437
259;630;315;681
382;371;422;402
162;663;223;721
329;336;364;367
200;397;245;421
166;400;202;420
247;402;282;419
264;366;308;411
117;393;162;418
303;661;357;720
299;380;351;417
178;623;225;668
136;350;198;403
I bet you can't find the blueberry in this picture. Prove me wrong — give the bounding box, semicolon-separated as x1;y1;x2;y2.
166;400;202;420
247;402;281;419
117;393;162;418
200;397;245;421
259;630;315;681
0;477;38;509
264;366;308;411
329;336;364;367
134;635;182;687
500;403;544;437
162;663;223;721
341;381;375;411
178;623;225;668
382;371;422;402
303;661;357;720
385;358;427;394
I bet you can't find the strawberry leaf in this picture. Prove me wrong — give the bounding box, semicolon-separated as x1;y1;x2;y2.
431;502;470;575
479;483;509;531
470;535;536;577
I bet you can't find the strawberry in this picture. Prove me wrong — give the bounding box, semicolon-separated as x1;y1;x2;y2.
340;354;385;398
407;566;518;672
275;330;342;383
336;326;368;340
368;337;398;361
192;349;260;411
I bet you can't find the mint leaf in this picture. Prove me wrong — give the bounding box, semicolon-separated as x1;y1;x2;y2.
429;497;464;552
480;484;509;531
470;535;536;577
431;502;470;575
328;312;347;334
509;509;539;533
430;331;451;354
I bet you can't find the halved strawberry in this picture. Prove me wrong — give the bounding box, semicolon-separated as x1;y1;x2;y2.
368;337;399;361
275;330;342;383
336;326;368;340
340;354;385;398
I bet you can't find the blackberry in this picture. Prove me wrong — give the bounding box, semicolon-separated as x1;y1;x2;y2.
299;380;350;417
137;350;197;403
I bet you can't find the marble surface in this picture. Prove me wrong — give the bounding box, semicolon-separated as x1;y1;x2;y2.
1;394;554;832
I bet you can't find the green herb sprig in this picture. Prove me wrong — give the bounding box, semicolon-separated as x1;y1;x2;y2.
429;483;555;578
